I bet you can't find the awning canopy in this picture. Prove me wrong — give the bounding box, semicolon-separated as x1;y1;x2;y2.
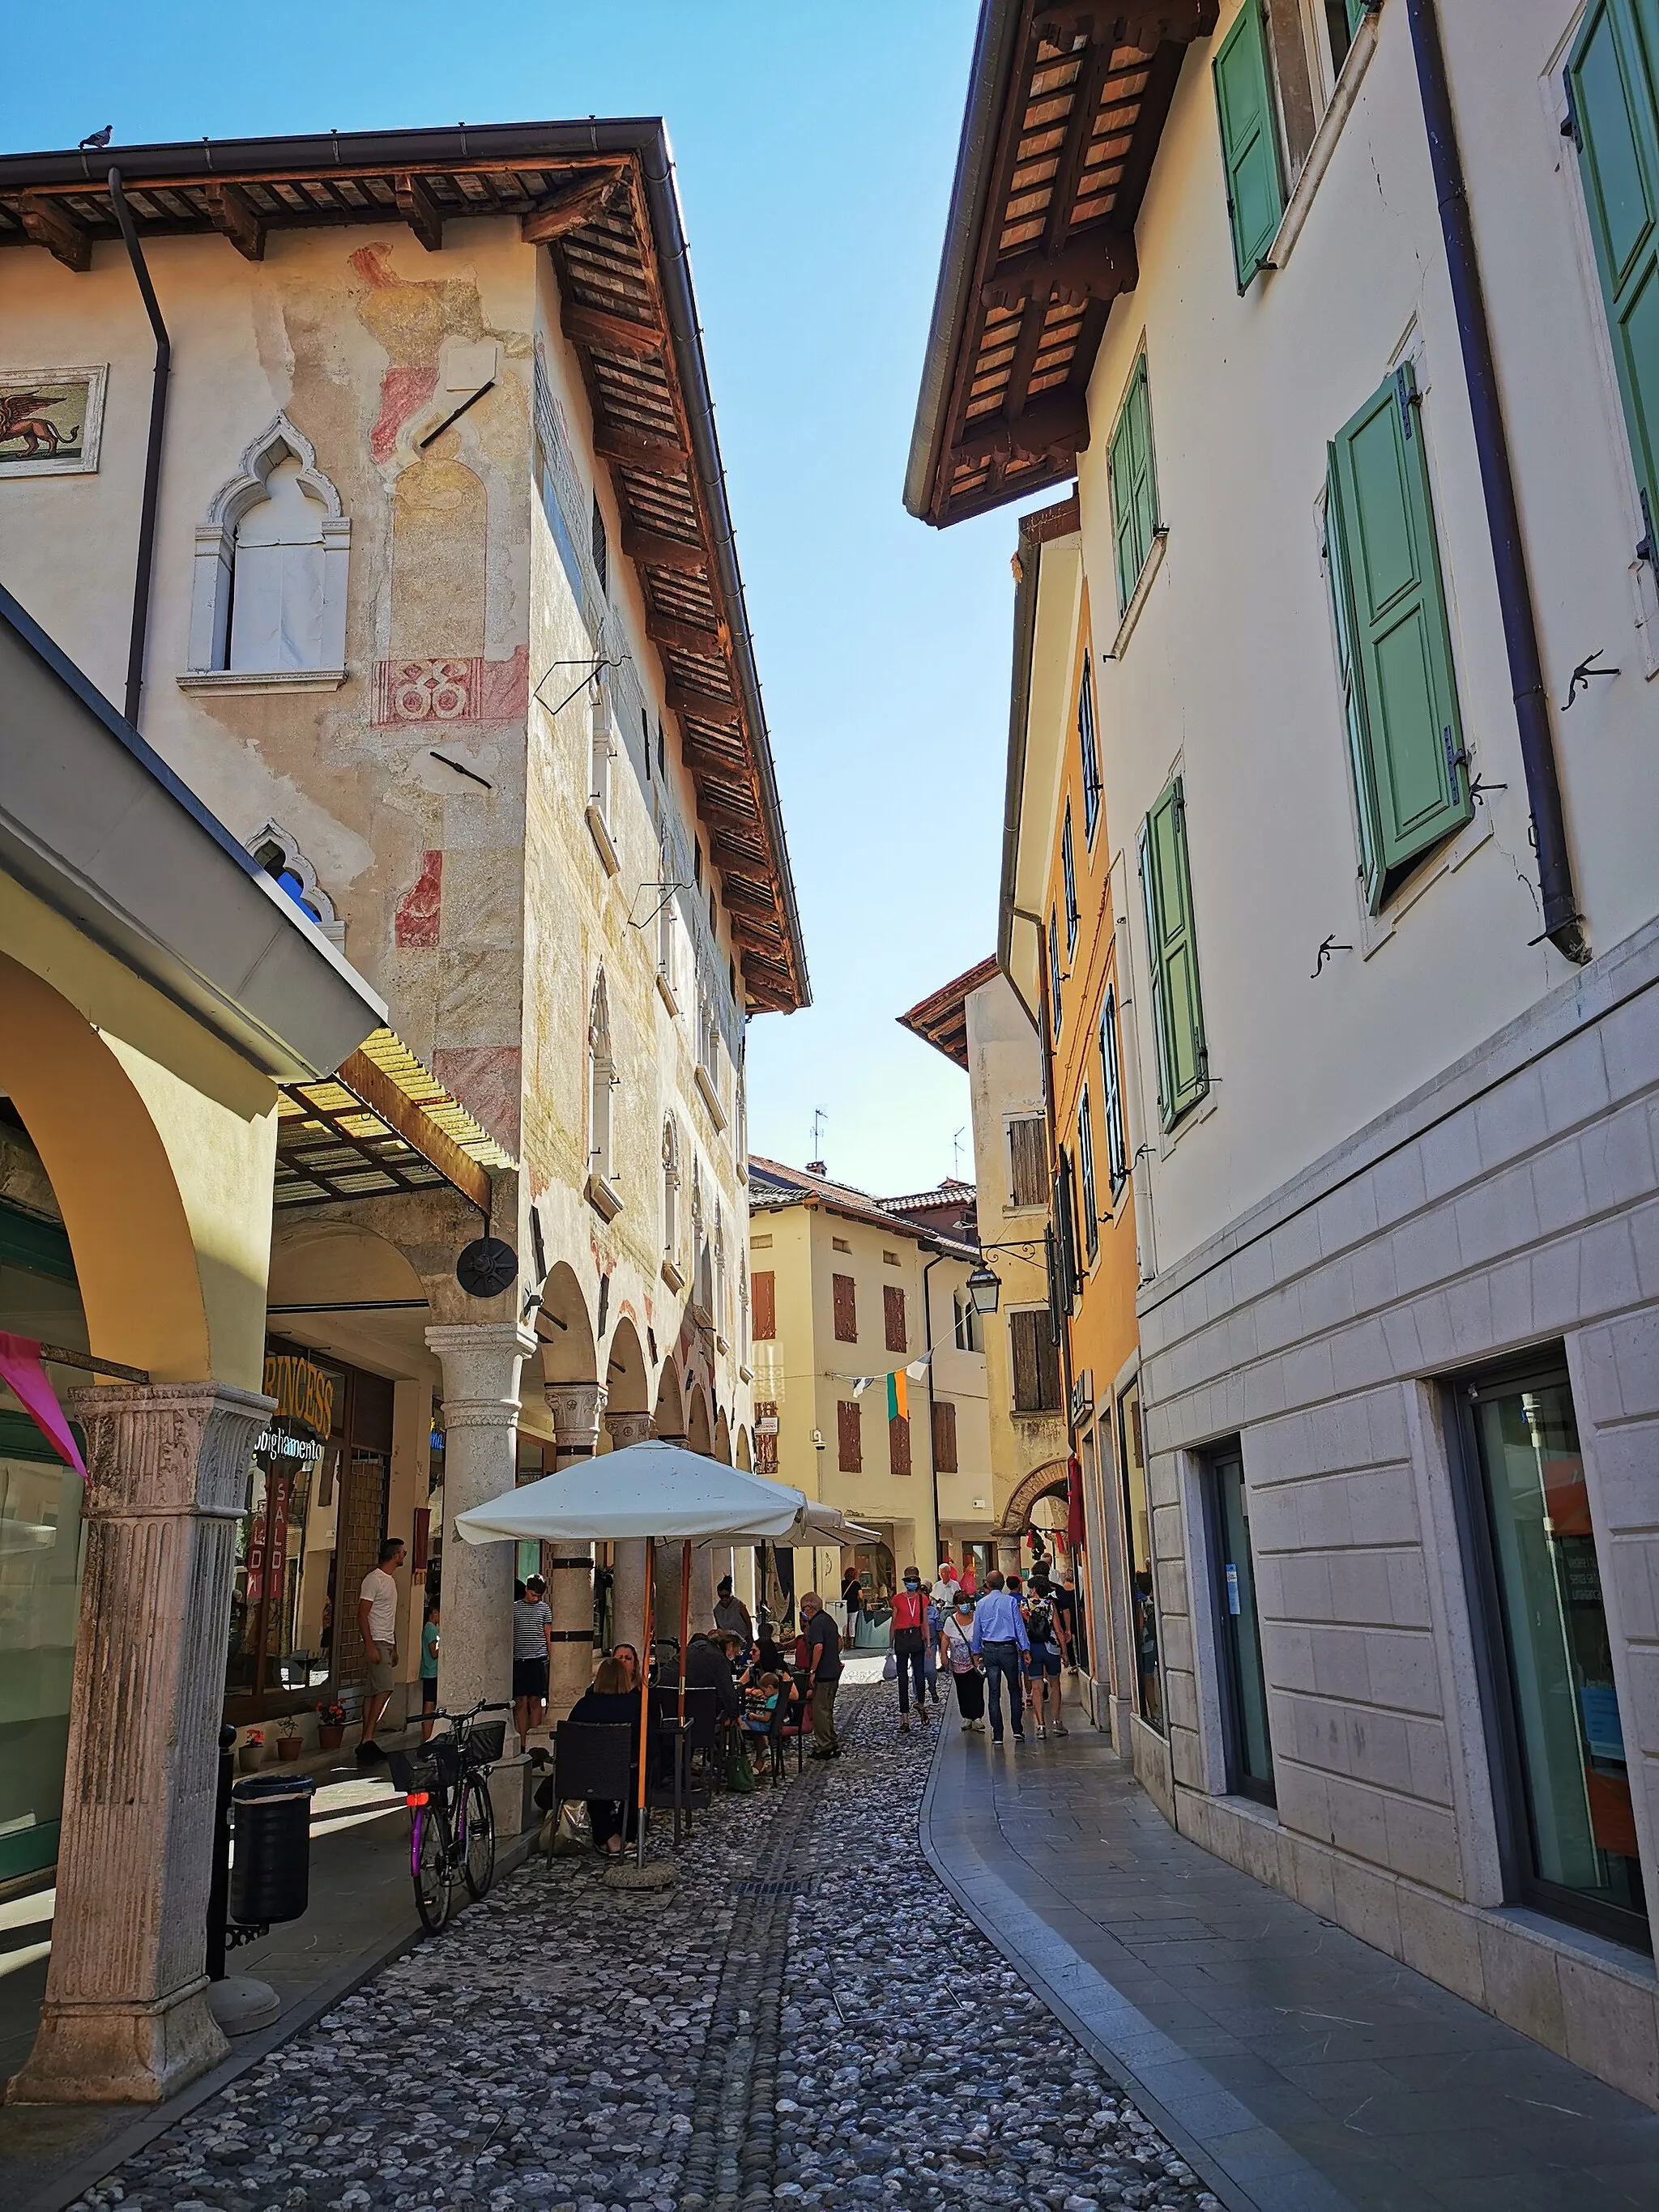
455;1439;876;1548
275;1027;514;1213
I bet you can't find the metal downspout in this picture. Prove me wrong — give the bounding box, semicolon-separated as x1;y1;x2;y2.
1403;0;1589;964
922;1247;944;1571
108;168;171;731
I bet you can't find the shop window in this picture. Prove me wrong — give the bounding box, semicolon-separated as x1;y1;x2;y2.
1453;1355;1648;1950
1206;1443;1274;1803
1117;1376;1163;1733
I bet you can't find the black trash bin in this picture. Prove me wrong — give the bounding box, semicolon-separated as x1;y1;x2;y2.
230;1775;315;1927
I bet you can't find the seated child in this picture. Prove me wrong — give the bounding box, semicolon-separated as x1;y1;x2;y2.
742;1671;782;1737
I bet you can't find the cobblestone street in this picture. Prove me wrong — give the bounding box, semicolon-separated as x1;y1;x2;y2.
73;1682;1218;2212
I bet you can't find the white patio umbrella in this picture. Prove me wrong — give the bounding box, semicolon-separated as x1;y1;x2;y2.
455;1439;874;1859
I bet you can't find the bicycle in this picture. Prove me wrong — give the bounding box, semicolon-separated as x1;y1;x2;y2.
388;1699;509;1933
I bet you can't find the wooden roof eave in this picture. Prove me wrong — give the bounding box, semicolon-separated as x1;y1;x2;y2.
905;0;1218;531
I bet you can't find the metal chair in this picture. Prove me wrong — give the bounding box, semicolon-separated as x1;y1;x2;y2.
778;1673;809;1776
650;1684;718;1818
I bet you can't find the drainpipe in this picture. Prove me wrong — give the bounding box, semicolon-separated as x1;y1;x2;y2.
921;1247;944;1572
1403;0;1589;965
107;168;171;730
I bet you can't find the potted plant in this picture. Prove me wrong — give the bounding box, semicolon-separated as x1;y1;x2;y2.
275;1714;304;1762
315;1699;346;1751
237;1728;266;1773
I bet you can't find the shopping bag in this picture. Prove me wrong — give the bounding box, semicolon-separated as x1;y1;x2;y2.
882;1648;898;1682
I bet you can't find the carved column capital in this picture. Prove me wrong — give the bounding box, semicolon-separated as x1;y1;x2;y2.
606;1411;655;1450
544;1380;608;1454
424;1322;537;1425
69;1381;272;1521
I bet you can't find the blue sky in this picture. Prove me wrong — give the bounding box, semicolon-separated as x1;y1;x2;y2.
2;2;1036;1200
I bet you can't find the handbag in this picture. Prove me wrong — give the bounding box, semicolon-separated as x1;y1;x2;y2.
882;1648;898;1682
725;1746;758;1792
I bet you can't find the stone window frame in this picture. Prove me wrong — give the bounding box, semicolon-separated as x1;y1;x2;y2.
181;414;349;694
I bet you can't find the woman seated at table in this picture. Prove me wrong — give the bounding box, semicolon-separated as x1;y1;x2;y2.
567;1656;639;1855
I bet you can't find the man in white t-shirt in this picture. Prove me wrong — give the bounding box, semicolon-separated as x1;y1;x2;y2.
356;1536;406;1763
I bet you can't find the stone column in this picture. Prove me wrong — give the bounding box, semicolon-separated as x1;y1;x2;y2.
8;1382;270;2106
425;1322;537;1831
997;1536;1021;1576
544;1381;604;1720
605;1411;654;1652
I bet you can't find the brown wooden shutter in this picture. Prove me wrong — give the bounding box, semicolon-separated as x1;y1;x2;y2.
883;1283;906;1353
932;1398;958;1473
837;1398;862;1472
889;1414;911;1476
1009;1311;1061;1414
1009;1116;1047;1208
832;1272;857;1343
754;1401;778;1474
753;1269;776;1341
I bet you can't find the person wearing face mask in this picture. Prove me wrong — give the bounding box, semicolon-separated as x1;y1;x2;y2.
889;1566;930;1733
940;1592;986;1730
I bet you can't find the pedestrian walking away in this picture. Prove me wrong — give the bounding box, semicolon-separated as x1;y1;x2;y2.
1051;1566;1079;1673
713;1575;753;1652
889;1566;930;1731
356;1535;405;1762
969;1570;1029;1743
941;1592;986;1729
840;1563;863;1649
513;1573;552;1739
1025;1566;1068;1739
800;1590;842;1755
419;1594;440;1741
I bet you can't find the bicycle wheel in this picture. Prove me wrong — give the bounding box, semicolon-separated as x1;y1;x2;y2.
412;1806;451;1933
461;1772;496;1899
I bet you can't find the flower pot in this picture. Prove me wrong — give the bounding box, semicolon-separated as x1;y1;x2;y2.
276;1735;304;1762
237;1745;266;1773
317;1725;344;1750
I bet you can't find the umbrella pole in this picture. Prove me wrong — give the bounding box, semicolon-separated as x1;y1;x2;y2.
678;1540;691;1724
636;1543;654;1868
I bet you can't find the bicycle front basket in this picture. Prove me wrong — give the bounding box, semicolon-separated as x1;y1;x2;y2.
467;1720;506;1767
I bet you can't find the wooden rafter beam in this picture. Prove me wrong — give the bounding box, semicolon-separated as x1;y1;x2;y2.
665;679;740;727
394;172;445;252
646;607;727;660
522;168;627;243
952;389;1090;470
1043;36;1120;258
205;181;265;262
983;227;1138;309
561;297;665;359
621;520;706;574
19;192;89;271
593;423;689;473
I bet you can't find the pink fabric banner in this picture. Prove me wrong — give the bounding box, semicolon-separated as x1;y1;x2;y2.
0;1332;87;1479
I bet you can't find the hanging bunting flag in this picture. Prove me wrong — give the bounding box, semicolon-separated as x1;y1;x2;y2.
851;1375;876;1399
886;1368;908;1422
0;1333;87;1479
905;1357;930;1383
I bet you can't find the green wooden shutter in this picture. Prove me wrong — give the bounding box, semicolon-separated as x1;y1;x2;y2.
1110;357;1160;613
1138;778;1209;1127
1569;0;1659;553
1213;2;1284;290
1327;367;1470;910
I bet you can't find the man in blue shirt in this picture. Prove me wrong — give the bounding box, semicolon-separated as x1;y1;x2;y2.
969;1571;1030;1744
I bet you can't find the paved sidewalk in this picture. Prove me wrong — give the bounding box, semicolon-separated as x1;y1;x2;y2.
923;1694;1659;2211
2;1749;530;2212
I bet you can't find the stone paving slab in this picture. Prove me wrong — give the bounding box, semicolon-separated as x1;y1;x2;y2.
922;1703;1659;2210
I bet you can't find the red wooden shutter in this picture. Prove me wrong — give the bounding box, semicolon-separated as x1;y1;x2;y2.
884;1284;906;1353
932;1400;958;1474
832;1272;857;1343
837;1398;862;1472
753;1270;777;1340
889;1414;911;1476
